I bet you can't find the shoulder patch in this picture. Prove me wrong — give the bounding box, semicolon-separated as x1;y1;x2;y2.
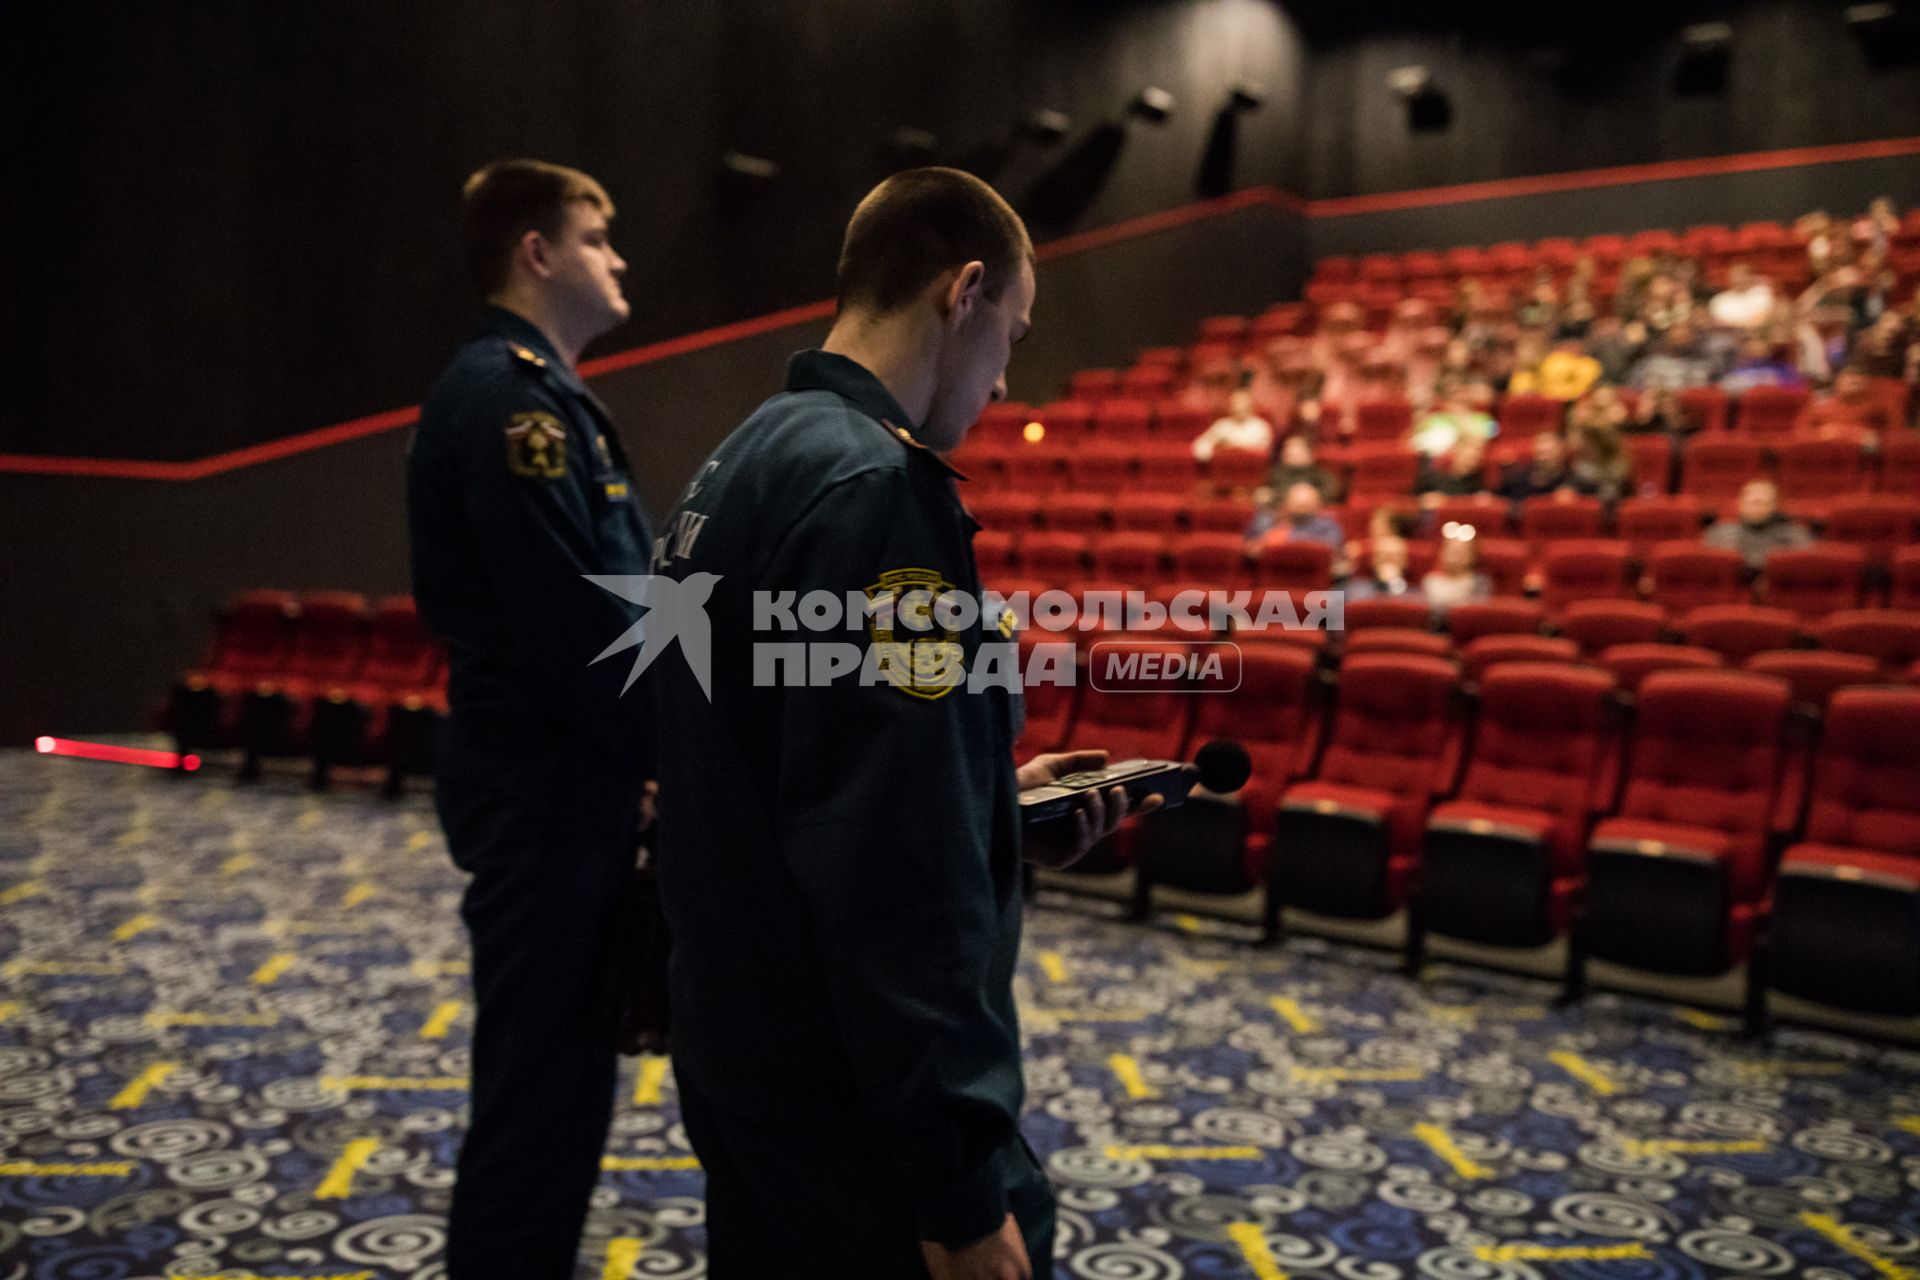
505;411;568;480
866;567;965;701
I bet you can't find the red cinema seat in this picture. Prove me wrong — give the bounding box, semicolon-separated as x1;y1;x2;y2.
1761;545;1867;621
1343;629;1454;661
1135;441;1201;492
1520;495;1605;547
1013;632;1080;764
1736;385;1812;437
1896;548;1920;611
972;530;1019;581
1682;438;1767;509
1617;496;1704;560
1599;642;1724;693
1188;498;1258;535
1679;605;1801;664
308;595;444;783
167;589;302;753
1046;491;1114;535
1169;532;1252;593
1093;398;1154;440
1153;403;1210;441
1207;448;1272;492
1020;531;1090;587
1090;532;1168;584
1448;597;1545;645
1253;539;1335;593
1269;653;1465;932
1883;433;1920;499
1003;445;1069;492
1446;245;1492;276
1576;671;1792;1006
1416;663;1619;958
969;491;1042;533
1556;599;1668;655
1065;638;1198;763
1112;492;1186;533
239;592;372;772
1811;609;1920;675
1498;394;1564;440
1474;539;1532;598
1743;650;1884;712
970;402;1033;446
1345;443;1420;503
1117;366;1175;401
1677;385;1731;434
1353;399;1414;444
1067;448;1134;493
1774;435;1867;523
1197;314;1252;343
1315;256;1356;281
1540;540;1635;613
1033;400;1094;443
1431;495;1509;540
1627;228;1681;257
1342;598;1432;633
1645;542;1748;615
1767;689;1920;1014
1069;368;1121;404
1625;435;1674;496
1458;634;1580;685
1135;644;1327;907
1823;495;1920;570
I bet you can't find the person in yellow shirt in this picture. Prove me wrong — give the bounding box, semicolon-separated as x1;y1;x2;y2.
1511;336;1602;401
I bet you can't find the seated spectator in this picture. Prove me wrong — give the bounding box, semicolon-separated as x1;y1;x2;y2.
1418;437;1490;506
1704;479;1813;571
1569;419;1631;504
1628;321;1712;391
1421;532;1492;614
1799;365;1895;438
1586;315;1647;385
1718;334;1807;395
1568;384;1629;435
1265;435;1342;503
1512;337;1603;401
1346;534;1414;600
1249;482;1346;555
1191;388;1275;462
1409;385;1496;456
1498;432;1582;503
1852;312;1912;381
1706;261;1775;331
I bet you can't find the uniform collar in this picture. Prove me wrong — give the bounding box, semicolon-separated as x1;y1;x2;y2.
481;305;591;396
785;350;921;438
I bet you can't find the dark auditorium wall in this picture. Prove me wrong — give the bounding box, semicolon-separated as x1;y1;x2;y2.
0;200;1306;747
0;0;1306;463
1297;0;1920;200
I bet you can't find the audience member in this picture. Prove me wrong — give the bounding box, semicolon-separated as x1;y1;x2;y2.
1265;434;1342;503
1568;419;1631;504
1345;534;1414;600
1191;388;1274;462
1707;261;1776;331
1704;479;1813;571
1498;432;1580;503
1249;482;1345;554
1421;533;1492;614
1418;437;1490;505
1799;365;1894;437
1719;334;1807;394
1629;321;1713;390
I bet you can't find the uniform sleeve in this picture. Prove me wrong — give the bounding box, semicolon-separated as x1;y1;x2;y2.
450;373;651;767
762;467;1019;1248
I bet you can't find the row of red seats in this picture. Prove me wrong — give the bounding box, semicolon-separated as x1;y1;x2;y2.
164;589;445;790
1025;637;1920;1023
982;530;1920;619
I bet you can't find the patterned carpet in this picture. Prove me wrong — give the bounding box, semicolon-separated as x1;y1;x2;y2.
3;749;1920;1279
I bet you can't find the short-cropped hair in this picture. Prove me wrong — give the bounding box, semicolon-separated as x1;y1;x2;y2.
836;168;1032;315
461;160;614;297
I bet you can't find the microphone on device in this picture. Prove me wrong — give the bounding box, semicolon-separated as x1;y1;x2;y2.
1019;739;1253;825
1190;738;1252;795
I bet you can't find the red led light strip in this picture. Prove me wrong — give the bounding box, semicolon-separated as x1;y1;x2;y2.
34;736;200;771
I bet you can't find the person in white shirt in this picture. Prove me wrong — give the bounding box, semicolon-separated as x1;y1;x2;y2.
1706;261;1776;331
1191;388;1274;461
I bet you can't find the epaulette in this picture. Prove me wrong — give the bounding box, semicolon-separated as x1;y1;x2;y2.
507;342;550;372
880;418;968;480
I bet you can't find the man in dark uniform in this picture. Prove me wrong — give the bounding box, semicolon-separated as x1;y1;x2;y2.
406;159;654;1280
651;168;1141;1279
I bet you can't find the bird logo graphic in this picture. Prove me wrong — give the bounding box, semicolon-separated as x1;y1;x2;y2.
584;573;722;701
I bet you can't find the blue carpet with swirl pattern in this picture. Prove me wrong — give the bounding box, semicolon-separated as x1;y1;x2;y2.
3;748;1920;1279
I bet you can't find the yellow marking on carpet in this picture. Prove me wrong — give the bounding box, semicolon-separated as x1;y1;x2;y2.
321;1076;468;1091
1801;1212;1920;1280
1476;1243;1652;1262
112;913;161;942
411;958;470;978
407;830;435;852
148;1011;278;1028
1171;954;1233;977
1896;1116;1920;1136
1022;1007;1149;1023
1108;1054;1157;1099
195;788;227;811
601;1155;701;1171
1623;1138;1768;1155
1676;1007;1739;1030
252;953;297;984
420;1000;463;1039
184;1273;374;1280
110;1061;178;1110
222;852;256;875
7;960;125;977
314;1138;380;1199
1226;1222;1289;1279
0;1002;20;1025
1269;997;1318;1033
1104;1144;1262;1161
1037;951;1068;983
297;808;323;831
0;880;44;906
602;1238;645;1280
1289;1066;1426;1082
1171;914;1210;934
1550;1051;1619;1096
1413;1123;1493;1179
632;1056;671;1106
340;881;376;909
1729;1060;1849;1076
0;1160;136;1176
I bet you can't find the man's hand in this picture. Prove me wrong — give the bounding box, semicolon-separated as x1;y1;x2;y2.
921;1214;1031;1280
1017;749;1162;869
637;780;659;833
